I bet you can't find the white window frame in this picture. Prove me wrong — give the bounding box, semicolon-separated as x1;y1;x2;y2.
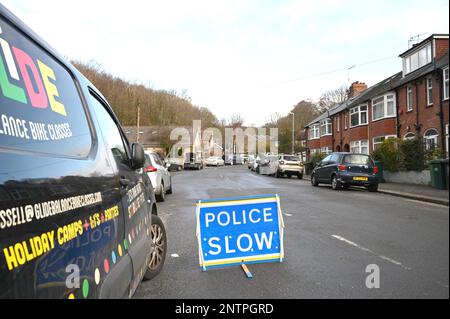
335;115;340;132
372;93;396;121
444;67;449;101
320;146;332;154
406;85;413;112
403;132;416;140
423;128;439;151
426;77;433;106
403;42;432;75
350;140;369;154
320;119;332;136
309;124;320;140
372;135;397;151
350;104;368;128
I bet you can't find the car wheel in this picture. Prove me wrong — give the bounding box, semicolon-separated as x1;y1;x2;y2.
368;184;378;192
286;174;292;178
276;170;281;178
311;174;319;186
143;214;167;281
331;175;342;190
297;173;303;179
256;167;260;174
156;182;165;202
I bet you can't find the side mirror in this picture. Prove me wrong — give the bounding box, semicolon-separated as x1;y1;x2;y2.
131;143;145;169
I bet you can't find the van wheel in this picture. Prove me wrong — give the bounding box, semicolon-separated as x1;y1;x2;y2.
297;173;303;180
156;182;165;202
311;174;319;186
144;214;167;281
331;175;342;190
368;184;378;192
276;170;282;178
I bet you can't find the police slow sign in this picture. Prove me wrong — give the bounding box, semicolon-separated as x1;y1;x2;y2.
196;194;285;270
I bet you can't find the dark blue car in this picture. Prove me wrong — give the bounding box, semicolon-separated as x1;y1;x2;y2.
311;152;379;192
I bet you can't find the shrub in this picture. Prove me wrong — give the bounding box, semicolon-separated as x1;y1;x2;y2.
310;152;326;166
399;137;426;171
426;148;447;161
371;138;402;172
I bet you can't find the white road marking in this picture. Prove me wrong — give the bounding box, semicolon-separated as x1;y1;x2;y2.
171;254;180;258
331;234;411;270
283;213;293;217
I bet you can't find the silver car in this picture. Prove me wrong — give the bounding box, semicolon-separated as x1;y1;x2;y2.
144;151;172;201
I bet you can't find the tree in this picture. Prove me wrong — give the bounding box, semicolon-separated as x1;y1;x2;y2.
317;85;348;113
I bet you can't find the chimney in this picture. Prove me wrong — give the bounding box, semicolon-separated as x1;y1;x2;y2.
348;81;367;98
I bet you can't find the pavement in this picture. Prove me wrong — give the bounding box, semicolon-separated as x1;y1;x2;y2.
134;165;449;299
304;174;449;206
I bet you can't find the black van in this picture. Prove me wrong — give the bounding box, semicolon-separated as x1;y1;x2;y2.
0;4;166;298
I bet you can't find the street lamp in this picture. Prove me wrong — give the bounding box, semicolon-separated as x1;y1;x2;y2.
289;112;295;154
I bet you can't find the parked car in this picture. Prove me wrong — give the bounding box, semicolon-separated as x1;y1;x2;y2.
144;151;173;201
233;154;243;165
256;154;279;175
224;154;234;165
184;152;204;170
0;4;166;298
310;152;379;192
205;156;225;166
276;154;304;179
247;155;255;169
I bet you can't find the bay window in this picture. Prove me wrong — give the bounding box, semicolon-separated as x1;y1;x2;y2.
350;140;369;154
373;135;397;151
320;119;332;136
350;104;368;127
309;124;320;140
372;93;396;121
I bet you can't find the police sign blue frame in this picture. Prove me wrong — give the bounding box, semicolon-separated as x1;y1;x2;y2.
196;194;285;271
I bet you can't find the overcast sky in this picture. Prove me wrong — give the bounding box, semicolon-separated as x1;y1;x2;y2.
3;0;449;126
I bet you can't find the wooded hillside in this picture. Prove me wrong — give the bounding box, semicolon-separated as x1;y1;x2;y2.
72;61;218;128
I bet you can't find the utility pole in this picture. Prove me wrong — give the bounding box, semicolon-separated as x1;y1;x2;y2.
290;112;295;154
136;97;140;143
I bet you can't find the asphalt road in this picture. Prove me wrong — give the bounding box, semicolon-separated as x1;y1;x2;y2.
134;165;449;299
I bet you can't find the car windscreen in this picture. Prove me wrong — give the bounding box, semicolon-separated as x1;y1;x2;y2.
343;154;373;165
283;156;300;161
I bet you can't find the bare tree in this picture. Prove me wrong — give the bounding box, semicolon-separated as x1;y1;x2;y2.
317;85;348;113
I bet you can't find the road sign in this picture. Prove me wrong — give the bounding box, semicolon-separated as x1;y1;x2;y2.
196;194;285;271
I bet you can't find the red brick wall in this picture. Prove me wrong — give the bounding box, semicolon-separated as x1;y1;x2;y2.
397;71;446;144
319;135;332;148
435;38;449;60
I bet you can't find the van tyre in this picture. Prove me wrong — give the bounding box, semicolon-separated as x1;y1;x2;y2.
368;184;378;192
144;214;167;281
331;175;342;190
297;173;303;180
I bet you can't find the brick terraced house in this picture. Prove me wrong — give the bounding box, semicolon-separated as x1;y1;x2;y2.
305;34;449;160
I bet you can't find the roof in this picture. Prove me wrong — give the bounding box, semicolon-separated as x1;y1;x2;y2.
349;72;402;105
394;52;449;88
398;34;449;58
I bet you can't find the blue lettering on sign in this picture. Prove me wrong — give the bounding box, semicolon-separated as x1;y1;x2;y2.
196;194;284;270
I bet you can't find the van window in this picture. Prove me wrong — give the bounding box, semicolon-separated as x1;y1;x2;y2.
88;92;128;165
0;17;91;157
